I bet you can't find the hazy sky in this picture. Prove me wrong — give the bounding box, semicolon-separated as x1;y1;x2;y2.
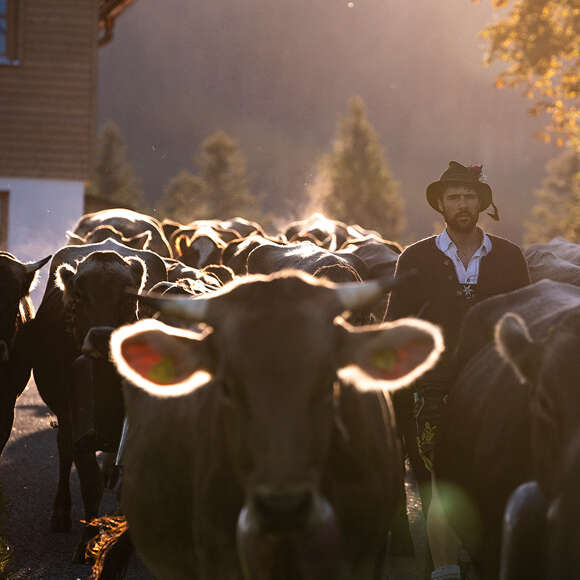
98;0;558;243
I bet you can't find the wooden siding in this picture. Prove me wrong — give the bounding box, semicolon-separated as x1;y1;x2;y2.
0;0;98;181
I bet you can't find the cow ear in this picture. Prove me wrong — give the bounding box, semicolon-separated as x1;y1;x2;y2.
337;317;444;391
175;234;192;257
22;254;52;294
111;319;213;397
55;263;76;292
126;257;147;293
495;313;542;385
126;230;152;250
66;230;86;245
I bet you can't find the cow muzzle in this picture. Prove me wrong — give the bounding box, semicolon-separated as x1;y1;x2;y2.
251;486;314;532
237;489;341;579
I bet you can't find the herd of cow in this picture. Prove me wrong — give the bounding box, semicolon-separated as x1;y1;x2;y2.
0;209;579;579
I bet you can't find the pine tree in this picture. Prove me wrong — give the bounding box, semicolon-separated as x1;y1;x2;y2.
308;97;405;239
158;170;207;223
87;121;146;210
524;148;580;244
159;130;267;224
197;131;259;219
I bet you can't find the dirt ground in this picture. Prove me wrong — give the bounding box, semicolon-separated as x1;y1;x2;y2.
0;380;427;580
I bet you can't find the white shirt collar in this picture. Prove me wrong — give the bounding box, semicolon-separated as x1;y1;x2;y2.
436;228;492;257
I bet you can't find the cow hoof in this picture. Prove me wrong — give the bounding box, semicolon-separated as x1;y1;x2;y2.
50;513;71;533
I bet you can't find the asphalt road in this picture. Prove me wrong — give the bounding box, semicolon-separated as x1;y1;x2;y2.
0;380;152;580
0;380;426;580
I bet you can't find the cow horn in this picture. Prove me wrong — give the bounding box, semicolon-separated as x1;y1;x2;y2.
335;270;417;311
135;293;210;321
24;255;52;273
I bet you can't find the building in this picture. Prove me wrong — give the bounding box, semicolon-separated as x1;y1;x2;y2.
0;0;134;267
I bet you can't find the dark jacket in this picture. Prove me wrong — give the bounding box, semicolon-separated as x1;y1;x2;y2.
385;234;530;376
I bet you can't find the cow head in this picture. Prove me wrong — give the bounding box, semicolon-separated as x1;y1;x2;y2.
496;311;580;497
174;228;225;269
56;251;146;346
0;253;51;359
111;271;443;537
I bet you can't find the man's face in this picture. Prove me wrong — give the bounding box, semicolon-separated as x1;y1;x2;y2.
437;185;480;232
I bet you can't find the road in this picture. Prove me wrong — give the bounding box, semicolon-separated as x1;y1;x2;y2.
0;380;426;580
0;380;152;580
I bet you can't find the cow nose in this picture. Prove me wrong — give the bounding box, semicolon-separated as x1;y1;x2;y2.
252;488;314;531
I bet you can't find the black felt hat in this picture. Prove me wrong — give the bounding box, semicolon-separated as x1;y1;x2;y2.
426;161;499;221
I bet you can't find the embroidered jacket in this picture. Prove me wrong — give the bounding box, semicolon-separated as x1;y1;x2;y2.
385;234;530;369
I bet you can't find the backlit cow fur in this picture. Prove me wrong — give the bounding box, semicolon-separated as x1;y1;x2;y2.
110;271;443;579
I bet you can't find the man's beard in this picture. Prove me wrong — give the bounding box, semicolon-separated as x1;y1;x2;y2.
444;210;478;232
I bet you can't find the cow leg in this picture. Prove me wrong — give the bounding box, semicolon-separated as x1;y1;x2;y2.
0;391;17;455
52;417;73;532
70;354;105;563
72;447;104;562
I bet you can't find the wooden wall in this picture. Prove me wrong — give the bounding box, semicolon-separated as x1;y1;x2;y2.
0;0;98;182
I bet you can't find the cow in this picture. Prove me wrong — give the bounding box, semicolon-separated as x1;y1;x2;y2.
220;217;265;239
246;240;379;324
247;240;369;281
160;218;183;245
29;241;167;561
171;226;227;269
526;236;580;266
0;252;51;454
109;270;443;579
66;224;153;252
524;237;580;286
339;237;402;321
494;303;580;579
285;214;349;250
435;280;580;579
221;234;278;276
169;219;256;260
71;208;172;258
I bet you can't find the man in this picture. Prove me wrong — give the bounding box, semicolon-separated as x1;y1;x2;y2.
386;161;530;580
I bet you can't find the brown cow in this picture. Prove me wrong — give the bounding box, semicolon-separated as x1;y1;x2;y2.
110;271;443;579
71;208;172;258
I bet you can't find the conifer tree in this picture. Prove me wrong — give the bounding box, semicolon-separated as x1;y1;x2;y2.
87;121;146;210
308;97;405;239
525;148;580;243
159;130;266;223
158;170;207;223
197;131;258;219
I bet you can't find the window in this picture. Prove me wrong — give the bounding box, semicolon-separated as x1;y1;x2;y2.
0;0;20;65
0;192;8;250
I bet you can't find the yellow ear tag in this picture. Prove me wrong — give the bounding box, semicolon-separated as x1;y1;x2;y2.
372;348;397;371
148;357;176;384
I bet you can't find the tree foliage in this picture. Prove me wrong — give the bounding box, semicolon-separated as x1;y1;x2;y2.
307;96;405;239
475;0;580;150
158;170;206;223
524;147;580;243
198;131;259;218
159;130;267;224
86;121;146;210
